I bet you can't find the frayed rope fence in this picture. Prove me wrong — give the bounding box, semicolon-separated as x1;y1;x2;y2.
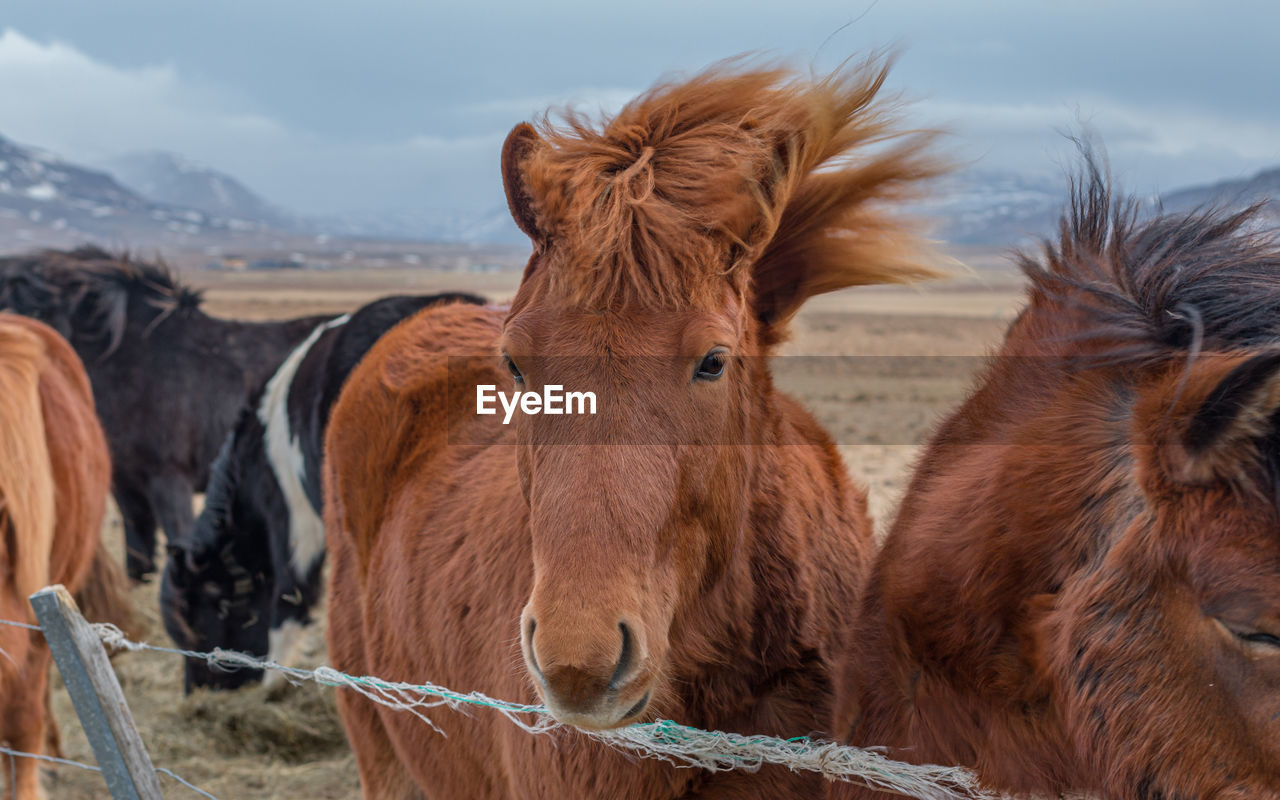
0;619;220;799
91;622;994;800
2;615;996;799
0;744;220;800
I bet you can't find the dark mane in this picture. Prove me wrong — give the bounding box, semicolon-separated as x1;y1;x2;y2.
1018;154;1280;363
0;247;206;358
3;246;203;310
72;248;205;311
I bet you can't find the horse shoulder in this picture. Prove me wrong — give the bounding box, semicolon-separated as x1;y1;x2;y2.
771;391;874;556
325;303;503;576
733;393;874;729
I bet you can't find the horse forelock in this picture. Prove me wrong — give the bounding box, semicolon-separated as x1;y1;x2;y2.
1004;154;1280;510
1016;151;1280;367
520;56;940;312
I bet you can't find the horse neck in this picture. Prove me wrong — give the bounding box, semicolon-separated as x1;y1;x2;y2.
879;331;1142;682
669;384;868;726
150;309;332;384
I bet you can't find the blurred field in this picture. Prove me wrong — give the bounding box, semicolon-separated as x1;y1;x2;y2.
46;256;1025;799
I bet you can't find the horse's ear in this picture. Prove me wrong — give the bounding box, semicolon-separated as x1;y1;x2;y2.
1168;351;1280;485
501;123;546;244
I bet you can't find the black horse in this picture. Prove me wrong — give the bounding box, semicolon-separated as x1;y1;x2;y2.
0;247;334;579
161;291;484;691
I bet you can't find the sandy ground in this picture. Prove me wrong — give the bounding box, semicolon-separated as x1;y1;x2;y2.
42;259;1024;799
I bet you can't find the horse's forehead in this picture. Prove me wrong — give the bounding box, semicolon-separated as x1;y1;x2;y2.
507;298;742;351
534;227;741;304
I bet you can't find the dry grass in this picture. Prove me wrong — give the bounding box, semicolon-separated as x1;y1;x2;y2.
42;259;1022;798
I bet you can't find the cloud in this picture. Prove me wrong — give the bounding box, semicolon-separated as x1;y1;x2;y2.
0;28;288;161
0;28;508;215
917;96;1280;186
0;24;1274;219
460;88;639;120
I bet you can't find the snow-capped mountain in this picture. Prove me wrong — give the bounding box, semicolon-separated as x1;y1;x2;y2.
309;206;520;244
1159;166;1280;225
920;165;1280;246
0;134;286;251
104;151;295;229
915;169;1067;245
322;206;524;245
0;134;149;219
1;130;1272;254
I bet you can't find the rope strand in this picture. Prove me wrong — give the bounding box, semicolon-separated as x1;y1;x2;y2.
0;744;218;799
0;616;996;799
89;621;992;799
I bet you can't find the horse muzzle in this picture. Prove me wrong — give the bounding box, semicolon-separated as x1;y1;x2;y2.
520;610;656;730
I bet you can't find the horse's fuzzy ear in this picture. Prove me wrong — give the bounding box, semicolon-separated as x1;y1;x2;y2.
1168;351;1280;485
502;123;545;244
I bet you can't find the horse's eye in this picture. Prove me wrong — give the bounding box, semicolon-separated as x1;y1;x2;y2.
1238;631;1280;649
695;349;728;382
504;354;524;384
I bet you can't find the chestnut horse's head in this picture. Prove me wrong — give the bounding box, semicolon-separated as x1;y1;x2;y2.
498;57;944;728
855;160;1280;798
1028;177;1280;797
1072;345;1280;796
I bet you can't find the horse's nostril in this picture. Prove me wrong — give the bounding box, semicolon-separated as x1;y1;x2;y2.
525;618;544;680
623;690;651;720
609;622;633;690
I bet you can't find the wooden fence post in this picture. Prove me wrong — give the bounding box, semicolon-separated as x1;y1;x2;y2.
30;584;162;800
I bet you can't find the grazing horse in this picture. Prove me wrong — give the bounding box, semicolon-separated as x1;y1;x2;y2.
160;292;484;692
325;58;944;798
834;162;1280;798
0;247;334;579
0;313;112;800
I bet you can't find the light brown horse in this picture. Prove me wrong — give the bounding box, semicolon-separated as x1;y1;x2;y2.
324;57;944;798
0;313;113;799
834;161;1280;798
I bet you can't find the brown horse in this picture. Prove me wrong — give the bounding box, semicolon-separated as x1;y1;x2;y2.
835;160;1280;798
0;313;113;799
324;57;945;798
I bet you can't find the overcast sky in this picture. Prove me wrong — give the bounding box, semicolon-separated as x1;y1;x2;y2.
2;0;1277;218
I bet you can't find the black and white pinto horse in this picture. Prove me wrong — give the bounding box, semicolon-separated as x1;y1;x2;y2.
161;291;484;691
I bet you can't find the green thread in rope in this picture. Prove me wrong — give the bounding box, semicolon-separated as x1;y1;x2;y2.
0;617;993;798
86;622;996;799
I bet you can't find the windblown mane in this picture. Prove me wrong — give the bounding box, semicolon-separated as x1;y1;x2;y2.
0;246;203;310
520;55;945;313
1018;155;1280;364
71;247;204;311
0;246;204;357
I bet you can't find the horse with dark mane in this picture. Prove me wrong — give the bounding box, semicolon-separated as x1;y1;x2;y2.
324;57;945;798
160;291;484;692
0;312;121;799
835;161;1280;798
0;247;334;579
